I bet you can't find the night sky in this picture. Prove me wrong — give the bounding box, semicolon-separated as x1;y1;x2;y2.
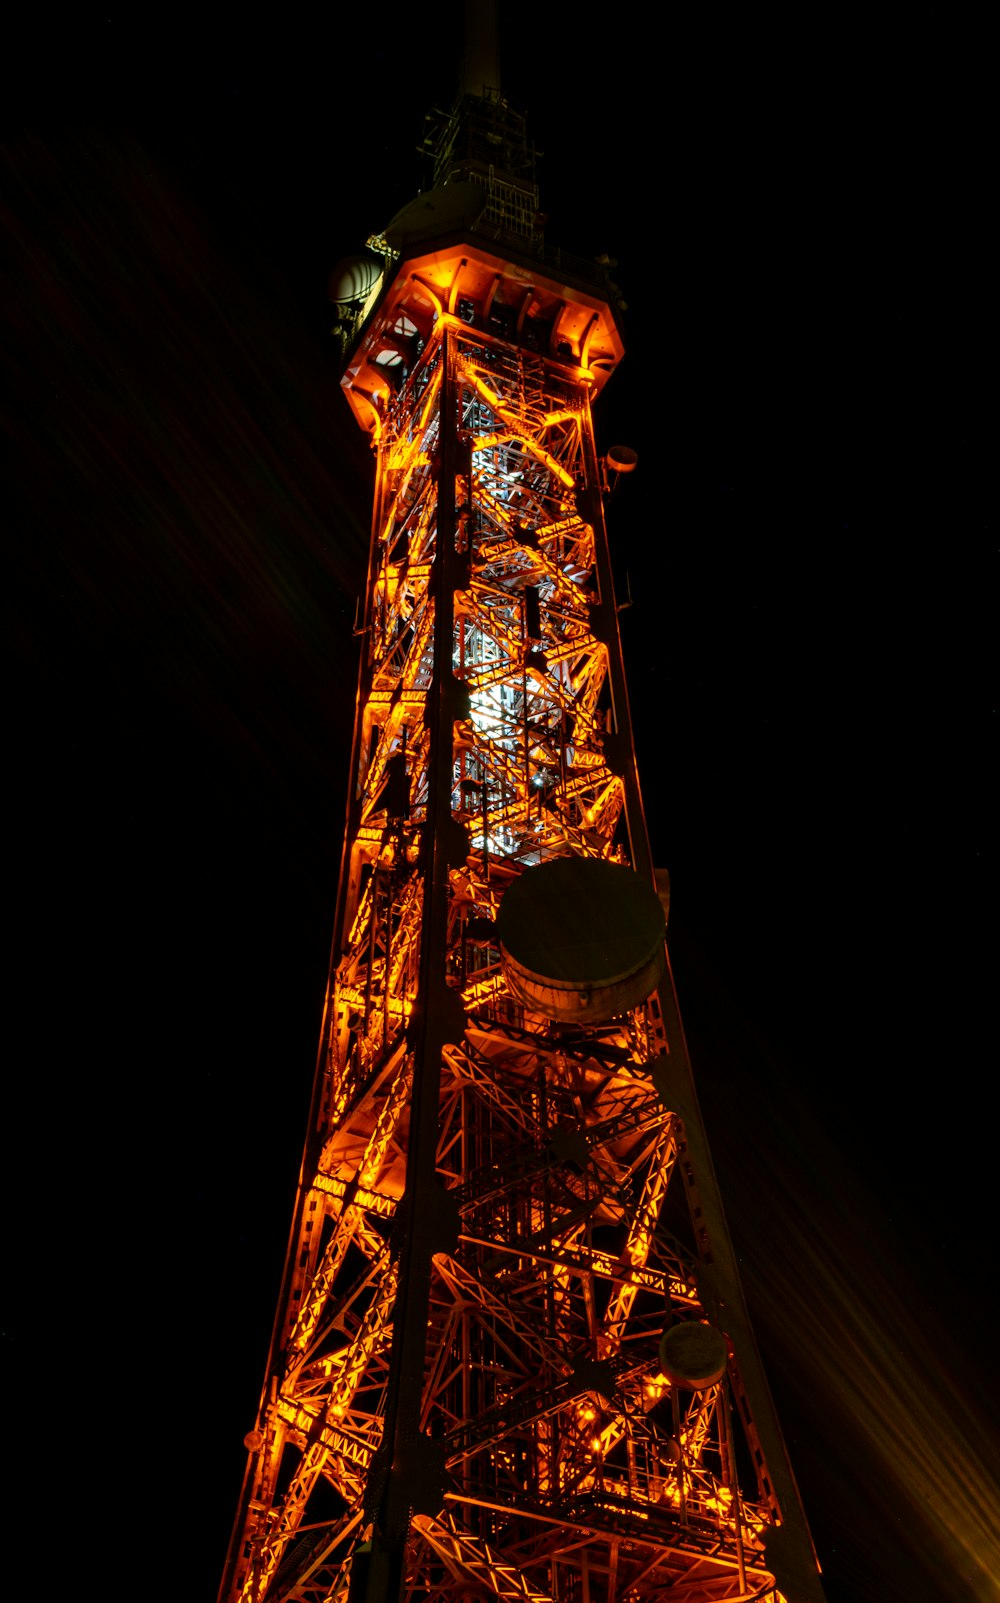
4;11;996;1601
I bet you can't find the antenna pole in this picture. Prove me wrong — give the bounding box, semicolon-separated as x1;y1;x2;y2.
461;0;500;97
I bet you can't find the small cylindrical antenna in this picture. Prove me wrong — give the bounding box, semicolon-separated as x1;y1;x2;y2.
461;0;500;97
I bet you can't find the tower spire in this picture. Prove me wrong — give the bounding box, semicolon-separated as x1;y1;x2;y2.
460;0;500;98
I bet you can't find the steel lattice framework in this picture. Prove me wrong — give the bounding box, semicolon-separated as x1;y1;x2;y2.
219;87;825;1603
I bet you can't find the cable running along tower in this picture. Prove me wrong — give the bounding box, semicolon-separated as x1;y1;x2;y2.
219;44;826;1603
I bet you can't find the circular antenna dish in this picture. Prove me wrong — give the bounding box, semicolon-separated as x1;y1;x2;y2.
327;254;384;312
496;856;666;1024
606;445;639;474
658;1323;728;1391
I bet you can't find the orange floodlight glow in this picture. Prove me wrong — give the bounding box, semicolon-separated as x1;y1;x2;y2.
222;87;831;1603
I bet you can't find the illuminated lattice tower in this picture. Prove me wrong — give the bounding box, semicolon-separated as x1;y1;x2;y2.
219;77;826;1603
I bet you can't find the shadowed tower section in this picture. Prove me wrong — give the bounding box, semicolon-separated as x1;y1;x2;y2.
218;26;826;1603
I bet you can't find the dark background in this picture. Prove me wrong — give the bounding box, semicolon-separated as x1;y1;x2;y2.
3;9;995;1600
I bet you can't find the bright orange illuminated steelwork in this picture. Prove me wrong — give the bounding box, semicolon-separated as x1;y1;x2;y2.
218;82;825;1603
